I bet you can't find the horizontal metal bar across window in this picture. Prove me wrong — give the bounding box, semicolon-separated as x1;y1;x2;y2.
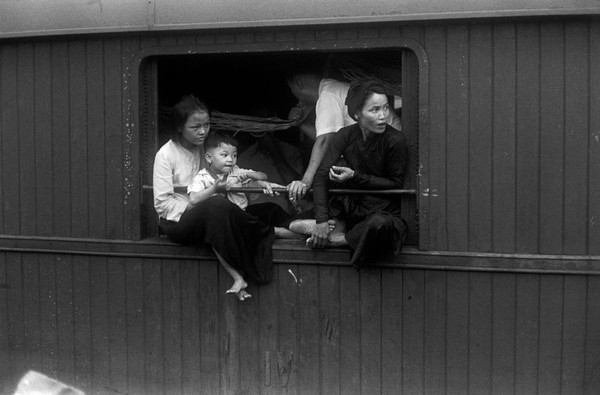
143;184;417;196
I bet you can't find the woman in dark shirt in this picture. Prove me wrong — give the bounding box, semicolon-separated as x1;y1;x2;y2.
292;79;409;267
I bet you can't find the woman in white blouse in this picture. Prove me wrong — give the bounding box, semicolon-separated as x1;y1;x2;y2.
153;95;276;301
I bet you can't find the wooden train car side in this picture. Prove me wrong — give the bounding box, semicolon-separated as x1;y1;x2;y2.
1;2;599;394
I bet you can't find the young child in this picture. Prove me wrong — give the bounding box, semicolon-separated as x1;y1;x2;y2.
188;130;274;211
187;130;300;300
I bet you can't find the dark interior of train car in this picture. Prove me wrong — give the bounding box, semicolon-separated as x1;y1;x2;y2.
156;50;402;132
155;50;403;166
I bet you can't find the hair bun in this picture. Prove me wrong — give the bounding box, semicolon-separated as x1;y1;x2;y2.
344;79;386;121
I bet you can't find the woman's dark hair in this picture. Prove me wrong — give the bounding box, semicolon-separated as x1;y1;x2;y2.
172;94;210;131
344;80;387;121
203;130;238;152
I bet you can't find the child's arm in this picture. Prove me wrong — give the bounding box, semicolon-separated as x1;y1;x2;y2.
235;168;280;194
248;180;286;196
188;179;229;206
242;170;268;182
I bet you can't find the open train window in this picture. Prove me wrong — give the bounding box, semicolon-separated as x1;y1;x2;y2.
140;49;419;246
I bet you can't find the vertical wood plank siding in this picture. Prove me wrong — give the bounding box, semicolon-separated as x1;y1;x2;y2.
1;38;134;239
590;22;600;256
422;19;599;254
0;17;599;395
2;253;599;394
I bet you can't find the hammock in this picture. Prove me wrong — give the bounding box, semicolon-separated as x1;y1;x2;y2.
210;111;302;135
333;55;402;97
159;107;304;135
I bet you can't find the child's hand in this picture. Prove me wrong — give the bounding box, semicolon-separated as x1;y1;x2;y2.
213;177;230;193
256;181;284;196
237;172;251;183
225;176;240;189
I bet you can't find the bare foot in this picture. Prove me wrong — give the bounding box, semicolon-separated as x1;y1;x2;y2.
331;220;346;234
289;219;313;235
328;220;336;232
274;226;305;239
328;232;348;247
226;279;248;294
306;232;348;248
236;290;252;301
290;219;336;235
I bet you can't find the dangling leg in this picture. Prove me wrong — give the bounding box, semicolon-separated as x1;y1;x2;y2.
212;248;251;301
166;196;268;297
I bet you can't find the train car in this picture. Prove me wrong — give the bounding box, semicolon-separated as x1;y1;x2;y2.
1;1;599;393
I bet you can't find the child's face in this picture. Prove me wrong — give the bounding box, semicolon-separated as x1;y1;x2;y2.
206;143;237;175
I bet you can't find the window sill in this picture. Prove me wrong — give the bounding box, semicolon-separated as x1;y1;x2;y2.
0;235;599;275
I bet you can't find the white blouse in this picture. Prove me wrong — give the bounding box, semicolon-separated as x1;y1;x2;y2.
153;139;205;222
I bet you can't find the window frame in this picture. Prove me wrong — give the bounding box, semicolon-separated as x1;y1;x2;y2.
134;36;429;250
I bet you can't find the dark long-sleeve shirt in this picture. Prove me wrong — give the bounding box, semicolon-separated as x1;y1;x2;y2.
312;124;409;224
